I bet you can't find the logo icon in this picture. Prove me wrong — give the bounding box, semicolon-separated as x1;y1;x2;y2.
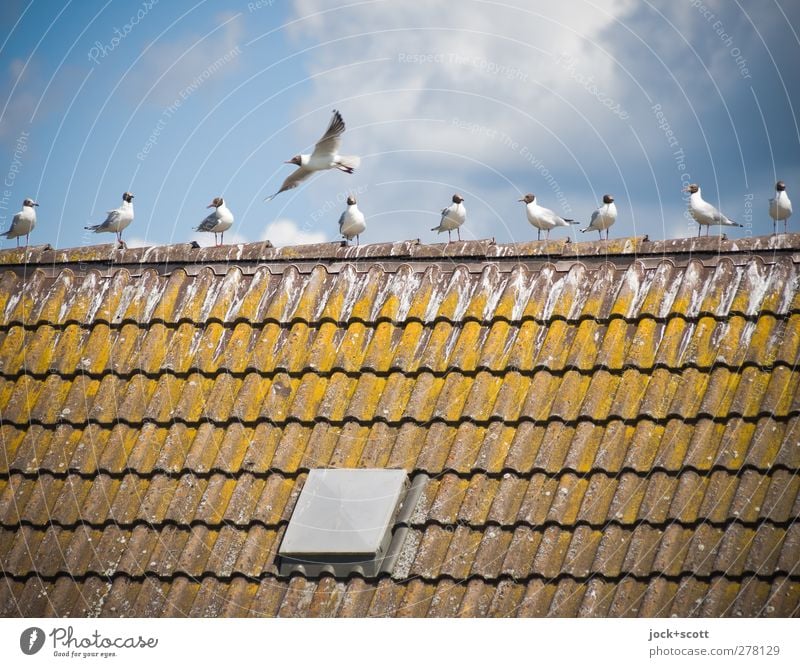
20;627;45;655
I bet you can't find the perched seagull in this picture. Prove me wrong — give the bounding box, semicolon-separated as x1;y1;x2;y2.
684;184;742;237
265;109;360;201
2;198;38;247
196;197;234;246
339;195;366;245
431;194;466;241
769;180;792;234
582;194;617;240
86;191;134;245
518;193;578;240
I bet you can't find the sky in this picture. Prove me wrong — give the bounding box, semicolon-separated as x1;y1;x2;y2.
0;0;798;248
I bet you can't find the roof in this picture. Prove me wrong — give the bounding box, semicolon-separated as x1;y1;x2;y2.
0;233;799;617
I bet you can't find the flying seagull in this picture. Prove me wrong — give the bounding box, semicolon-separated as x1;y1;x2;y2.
196;197;234;246
339;195;366;245
265;110;360;201
582;194;617;240
2;198;38;247
684;184;742;237
431;194;466;241
519;193;578;240
86;192;134;244
769;180;792;234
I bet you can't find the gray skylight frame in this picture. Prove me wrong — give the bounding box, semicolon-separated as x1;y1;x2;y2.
278;468;426;578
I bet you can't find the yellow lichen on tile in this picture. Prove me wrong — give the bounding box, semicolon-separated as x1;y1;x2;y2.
17;325;56;374
332;322;369;371
447;321;482;371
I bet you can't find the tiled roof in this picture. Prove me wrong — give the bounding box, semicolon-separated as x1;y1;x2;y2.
1;234;799;617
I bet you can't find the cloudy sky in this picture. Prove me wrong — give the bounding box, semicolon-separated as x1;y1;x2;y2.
0;0;798;247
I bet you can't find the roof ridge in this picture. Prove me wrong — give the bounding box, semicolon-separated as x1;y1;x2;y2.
2;233;799;269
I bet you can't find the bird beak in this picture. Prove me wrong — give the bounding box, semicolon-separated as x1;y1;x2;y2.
32;202;39;207
682;186;689;192
207;203;215;208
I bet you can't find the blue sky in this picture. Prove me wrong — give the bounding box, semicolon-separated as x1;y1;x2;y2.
0;0;798;248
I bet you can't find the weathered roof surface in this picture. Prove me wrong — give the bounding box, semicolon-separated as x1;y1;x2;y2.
1;234;799;617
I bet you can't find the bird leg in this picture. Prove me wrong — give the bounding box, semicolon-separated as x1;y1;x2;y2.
457;228;461;241
537;230;541;241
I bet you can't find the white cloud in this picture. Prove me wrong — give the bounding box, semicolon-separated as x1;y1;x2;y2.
124;236;156;248
286;0;636;165
263;218;327;246
189;229;248;247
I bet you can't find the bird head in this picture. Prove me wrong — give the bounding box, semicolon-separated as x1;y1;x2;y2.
518;194;535;204
683;184;699;194
22;198;38;207
122;192;134;202
452;194;464;204
207;197;224;208
602;194;615;204
346;196;357;206
285;155;302;166
776;181;786;191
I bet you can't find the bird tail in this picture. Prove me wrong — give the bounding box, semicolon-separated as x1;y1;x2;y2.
565;219;581;224
336;155;360;172
84;224;101;232
431;225;440;232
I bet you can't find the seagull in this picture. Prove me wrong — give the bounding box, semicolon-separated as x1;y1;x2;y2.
431;194;466;241
769;180;792;234
339;195;366;245
265;109;360;201
196;197;234;246
684;184;742;237
518;193;578;240
582;194;617;240
85;192;134;245
1;198;38;247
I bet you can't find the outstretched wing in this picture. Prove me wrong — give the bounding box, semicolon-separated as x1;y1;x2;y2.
311;110;346;160
265;167;312;201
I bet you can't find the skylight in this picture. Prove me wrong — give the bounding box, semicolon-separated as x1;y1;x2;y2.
278;468;421;577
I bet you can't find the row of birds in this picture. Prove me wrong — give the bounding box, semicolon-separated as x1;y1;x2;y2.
1;110;794;248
